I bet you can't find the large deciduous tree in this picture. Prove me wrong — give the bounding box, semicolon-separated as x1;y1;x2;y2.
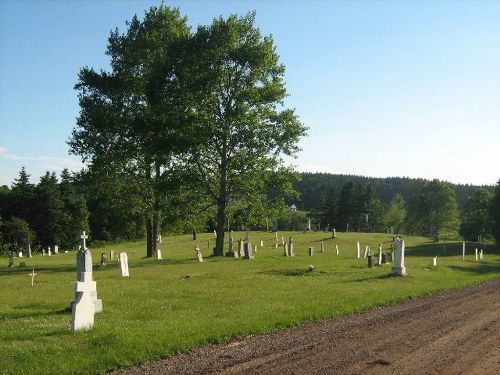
489;180;500;244
406;179;460;238
459;188;493;241
183;13;307;256
69;6;191;257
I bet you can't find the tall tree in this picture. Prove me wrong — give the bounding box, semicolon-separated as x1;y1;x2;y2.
459;188;493;241
384;193;406;234
69;6;191;257
184;13;306;255
406;179;460;237
10;167;35;223
489;180;500;244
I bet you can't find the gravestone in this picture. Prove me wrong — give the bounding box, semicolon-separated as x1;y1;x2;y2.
275;239;278;249
332;228;336;238
363;246;369;258
432;257;437;266
100;253;106;266
243;243;253;259
479;249;483;260
367;254;373;268
475;248;478;261
157;234;162;243
260;240;264;247
309;247;314;256
74;232;102;313
336;244;339;255
462;241;465;261
8;256;14;268
28;268;37;286
47;246;52;256
120;252;129;277
288;237;295;257
195;245;203;262
320;241;324;253
156;250;162;260
378;250;382;265
381;253;387;264
356;242;361;259
238;239;244;258
307;218;311;231
54;245;59;255
283;241;289;256
391;238;407;276
110;249;114;260
18;251;22;258
26;244;32;258
71;270;96;331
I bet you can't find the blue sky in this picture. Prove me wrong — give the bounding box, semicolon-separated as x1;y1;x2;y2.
1;0;499;187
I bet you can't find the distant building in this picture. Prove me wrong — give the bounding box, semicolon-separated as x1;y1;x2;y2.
288;204;297;212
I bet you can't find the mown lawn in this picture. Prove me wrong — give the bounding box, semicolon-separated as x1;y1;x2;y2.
1;231;498;374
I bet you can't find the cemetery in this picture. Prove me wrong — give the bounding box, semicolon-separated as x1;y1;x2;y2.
1;230;499;374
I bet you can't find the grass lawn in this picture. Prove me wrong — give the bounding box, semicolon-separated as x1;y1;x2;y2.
1;231;498;374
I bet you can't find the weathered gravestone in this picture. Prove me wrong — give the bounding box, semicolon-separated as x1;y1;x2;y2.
26;244;32;258
47;246;51;256
195;245;203;262
356;242;361;259
8;256;14;268
309;247;314;256
283;241;289;257
335;244;339;255
238;239;245;258
156;249;163;260
100;253;106;266
391;238;407;276
120;252;129;277
432;257;437;266
320;241;324;253
54;245;59;255
288;237;295;257
332;228;337;238
243;242;254;259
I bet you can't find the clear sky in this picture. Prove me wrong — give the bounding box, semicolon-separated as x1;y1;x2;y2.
1;0;499;187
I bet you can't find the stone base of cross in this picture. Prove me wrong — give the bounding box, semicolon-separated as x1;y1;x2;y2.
71;272;96;331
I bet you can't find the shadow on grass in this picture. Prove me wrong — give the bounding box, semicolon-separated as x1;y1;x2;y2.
447;261;500;275
406;241;499;258
5;306;70;320
260;269;328;277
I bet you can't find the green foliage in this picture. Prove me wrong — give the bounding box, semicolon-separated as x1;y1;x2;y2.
490;180;500;243
0;232;498;374
276;210;308;230
383;193;406;233
459;188;493;241
0;216;34;254
406;179;460;237
182;12;306;255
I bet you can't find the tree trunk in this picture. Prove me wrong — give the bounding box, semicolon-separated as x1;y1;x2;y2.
214;202;226;256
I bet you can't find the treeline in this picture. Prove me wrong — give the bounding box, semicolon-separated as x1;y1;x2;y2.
291;173;499;242
1;167;499;256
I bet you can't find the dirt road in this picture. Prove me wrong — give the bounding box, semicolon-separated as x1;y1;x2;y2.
113;278;500;374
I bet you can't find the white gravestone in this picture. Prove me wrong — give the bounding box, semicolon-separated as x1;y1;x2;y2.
332;228;336;238
432;257;437;266
156;249;162;260
238;239;245;258
309;247;314;256
288;237;295;257
364;246;369;258
462;241;465;261
109;249;114;260
120;252;129;277
356;242;361;259
195;245;203;262
71;271;96;331
283;242;289;257
74;234;102;313
54;245;58;254
475;248;478;261
47;246;51;256
320;241;324;253
26;244;32;258
336;244;339;255
391;239;407;276
480;249;483;260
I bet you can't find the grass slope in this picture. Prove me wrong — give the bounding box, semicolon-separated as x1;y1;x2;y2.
1;232;498;374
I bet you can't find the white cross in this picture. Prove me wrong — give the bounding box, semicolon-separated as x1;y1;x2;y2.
80;231;88;249
28;268;38;286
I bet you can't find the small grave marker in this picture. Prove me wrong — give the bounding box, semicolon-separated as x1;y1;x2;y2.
28;269;38;286
120;252;129;277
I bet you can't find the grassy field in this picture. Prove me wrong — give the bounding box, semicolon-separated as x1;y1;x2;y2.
1;231;499;374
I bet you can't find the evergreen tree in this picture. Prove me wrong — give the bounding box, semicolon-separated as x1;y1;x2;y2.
489;180;500;244
459;188;493;241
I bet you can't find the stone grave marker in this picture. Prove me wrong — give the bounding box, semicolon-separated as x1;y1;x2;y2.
26;244;32;258
391;238;407;276
356;242;361;258
195;245;203;262
238;239;244;258
480;249;484;260
8;256;14;268
28;268;37;286
71;270;96;332
320;241;324;253
120;252;129;277
432;257;437;266
336;244;339;255
332;228;337;238
363;246;369;258
74;232;102;313
156;249;163;260
283;241;289;257
100;253;106;266
462;241;465;261
289;237;295;257
243;242;253;259
47;246;52;256
54;245;59;255
475;248;478;261
309;247;314;256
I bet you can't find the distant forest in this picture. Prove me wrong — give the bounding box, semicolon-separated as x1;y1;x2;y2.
292;173;494;211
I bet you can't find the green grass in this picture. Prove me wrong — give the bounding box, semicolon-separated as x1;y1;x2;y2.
1;231;499;374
